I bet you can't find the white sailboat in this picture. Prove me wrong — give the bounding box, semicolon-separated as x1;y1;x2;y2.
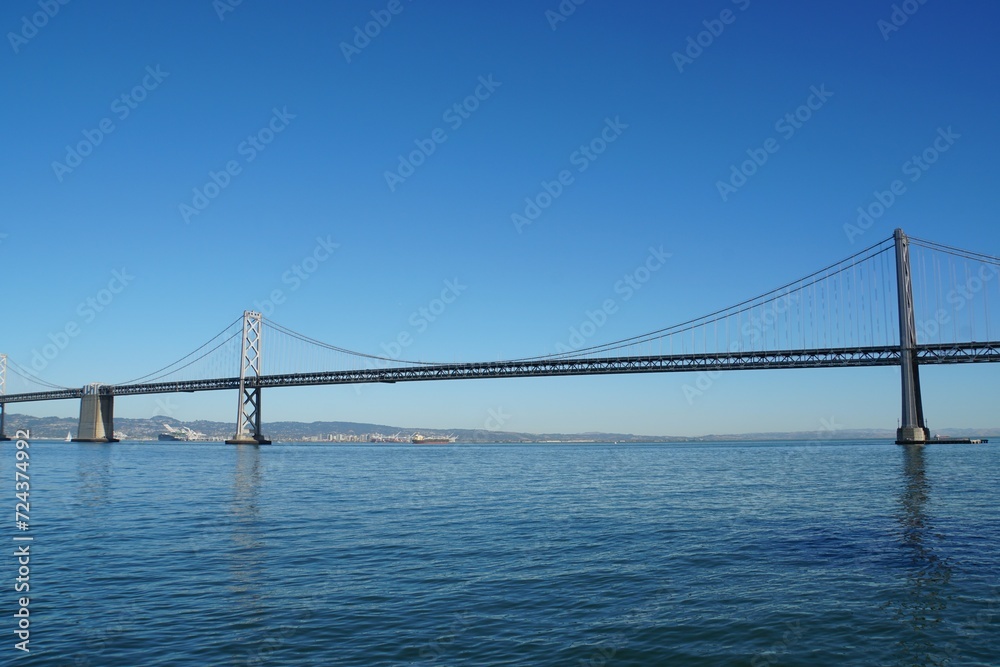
65;431;72;442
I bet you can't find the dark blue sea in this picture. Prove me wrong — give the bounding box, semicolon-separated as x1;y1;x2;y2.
5;439;998;666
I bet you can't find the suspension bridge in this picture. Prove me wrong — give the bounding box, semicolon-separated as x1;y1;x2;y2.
1;229;998;445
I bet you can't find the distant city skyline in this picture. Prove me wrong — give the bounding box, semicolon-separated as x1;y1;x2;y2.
3;1;999;436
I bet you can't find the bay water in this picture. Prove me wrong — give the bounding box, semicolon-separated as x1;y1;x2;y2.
5;439;998;665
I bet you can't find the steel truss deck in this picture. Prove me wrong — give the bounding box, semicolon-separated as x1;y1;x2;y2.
3;342;998;404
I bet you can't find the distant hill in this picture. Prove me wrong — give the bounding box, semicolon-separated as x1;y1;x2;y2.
6;412;998;443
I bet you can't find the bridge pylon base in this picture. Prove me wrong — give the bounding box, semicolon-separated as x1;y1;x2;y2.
225;435;272;445
0;401;9;440
75;386;117;443
896;426;930;445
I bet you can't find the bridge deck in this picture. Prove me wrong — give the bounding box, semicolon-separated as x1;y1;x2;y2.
2;342;998;404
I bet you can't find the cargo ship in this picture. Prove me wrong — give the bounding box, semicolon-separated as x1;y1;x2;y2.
411;433;456;445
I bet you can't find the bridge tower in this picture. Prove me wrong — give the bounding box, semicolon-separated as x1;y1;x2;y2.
0;354;9;441
226;310;271;445
894;228;930;444
74;383;118;442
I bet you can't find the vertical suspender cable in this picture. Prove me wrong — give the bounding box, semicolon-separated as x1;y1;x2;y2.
856;262;864;346
839;267;845;347
950;258;958;342
774;293;779;352
825;272;831;350
800;279;806;349
814;280;820;348
848;261;860;346
739;309;744;352
935;254;944;345
833;272;840;348
872;255;881;346
859;261;868;346
984;259;991;341
867;258;876;346
920;250;930;344
966;261;975;342
809;281;815;348
882;252;893;345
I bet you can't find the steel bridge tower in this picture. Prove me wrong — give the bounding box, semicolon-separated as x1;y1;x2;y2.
226;310;271;444
894;228;930;444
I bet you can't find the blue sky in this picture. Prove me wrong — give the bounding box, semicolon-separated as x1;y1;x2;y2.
2;0;999;436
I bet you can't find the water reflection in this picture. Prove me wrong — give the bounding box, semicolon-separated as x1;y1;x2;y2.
892;445;953;666
229;445;265;611
76;443;115;510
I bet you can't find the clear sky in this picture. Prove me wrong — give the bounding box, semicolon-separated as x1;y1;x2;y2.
3;0;999;436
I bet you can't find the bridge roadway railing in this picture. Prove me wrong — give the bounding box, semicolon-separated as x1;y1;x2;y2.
1;342;998;404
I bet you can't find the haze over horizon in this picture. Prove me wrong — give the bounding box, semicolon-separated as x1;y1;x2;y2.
3;1;999;437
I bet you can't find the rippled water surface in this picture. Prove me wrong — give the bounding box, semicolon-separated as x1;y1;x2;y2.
5;439;998;665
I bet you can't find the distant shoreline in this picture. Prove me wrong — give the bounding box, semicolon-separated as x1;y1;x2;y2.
14;436;981;446
8;412;996;445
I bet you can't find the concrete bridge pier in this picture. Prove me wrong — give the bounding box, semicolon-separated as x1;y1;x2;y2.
74;384;118;443
0;403;10;441
0;354;9;440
